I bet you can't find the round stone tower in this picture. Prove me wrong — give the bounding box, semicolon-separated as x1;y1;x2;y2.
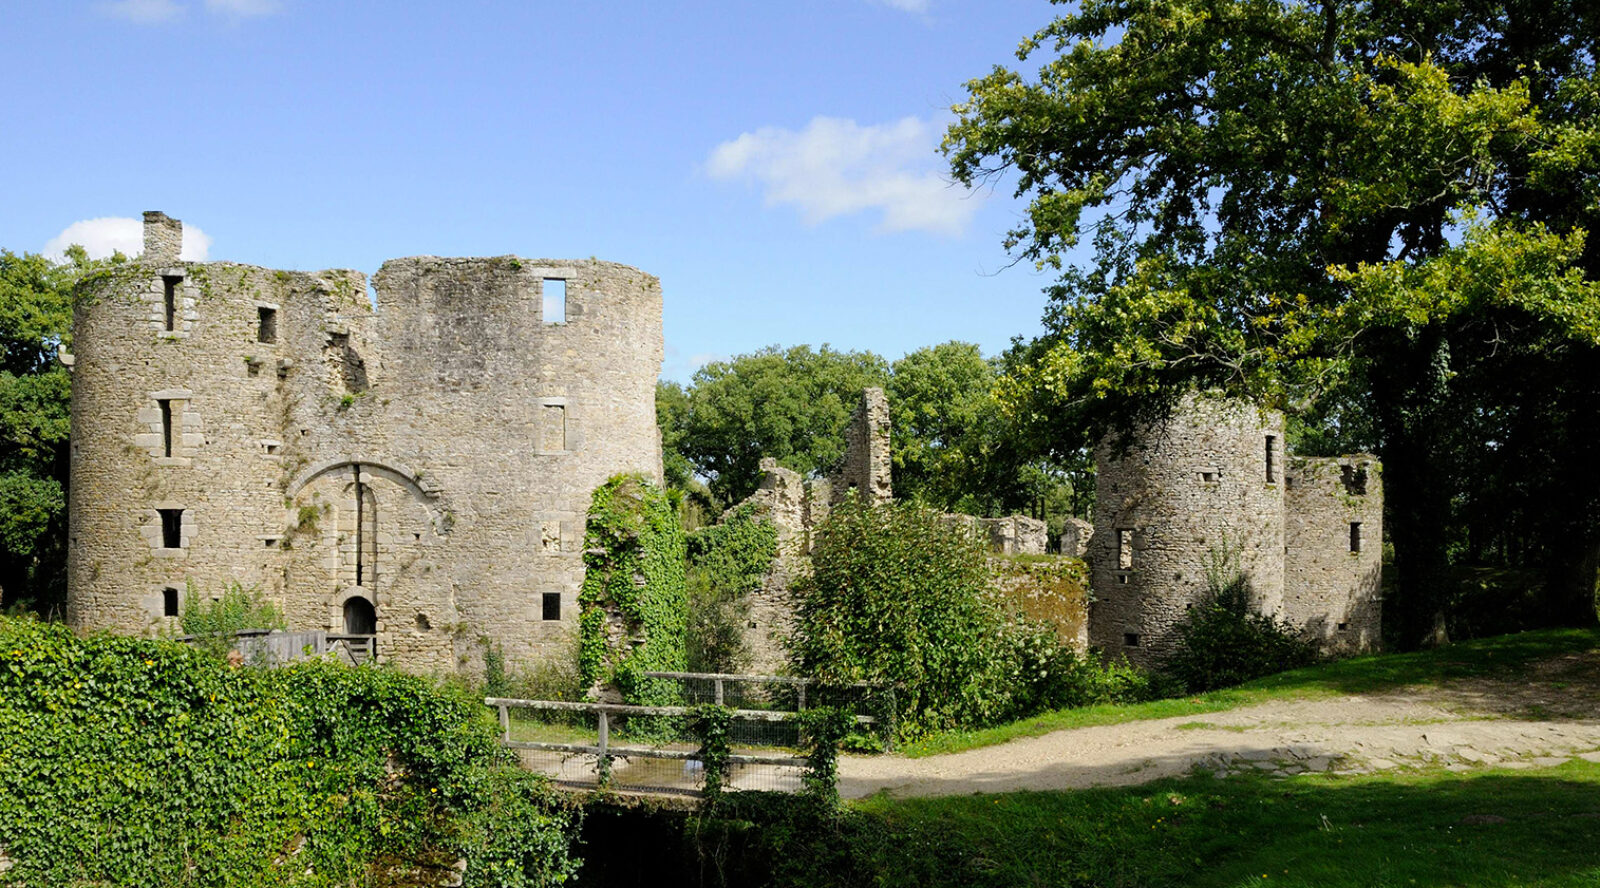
67;212;664;675
1088;394;1287;664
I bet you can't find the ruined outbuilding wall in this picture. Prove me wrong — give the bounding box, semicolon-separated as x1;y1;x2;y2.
1284;455;1384;653
67;212;663;676
829;387;892;506
1089;395;1287;664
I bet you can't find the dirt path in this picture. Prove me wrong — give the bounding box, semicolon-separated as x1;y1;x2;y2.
839;651;1600;799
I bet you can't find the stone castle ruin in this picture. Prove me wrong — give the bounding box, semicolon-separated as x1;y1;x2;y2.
1089;394;1383;664
66;212;663;674
64;213;1379;680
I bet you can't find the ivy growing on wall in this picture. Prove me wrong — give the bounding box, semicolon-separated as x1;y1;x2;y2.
0;615;578;887
578;474;688;706
685;501;779;673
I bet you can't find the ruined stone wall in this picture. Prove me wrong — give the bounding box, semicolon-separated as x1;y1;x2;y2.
829;387;891;506
739;460;810;675
989;557;1090;650
1285;455;1384;653
1089;394;1287;665
1059;517;1092;558
67;213;663;677
980;515;1048;555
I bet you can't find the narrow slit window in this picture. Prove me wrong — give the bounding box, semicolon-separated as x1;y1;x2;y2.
257;306;277;343
162;586;180;617
1349;521;1363;553
541;592;561;621
158;508;183;549
1117;528;1134;570
162;276;181;331
1265;435;1278;483
158;399;173;457
542;279;566;324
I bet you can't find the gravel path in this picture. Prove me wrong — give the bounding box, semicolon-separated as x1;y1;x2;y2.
839;650;1600;799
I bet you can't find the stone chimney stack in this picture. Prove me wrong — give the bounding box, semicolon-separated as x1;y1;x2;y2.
142;211;183;264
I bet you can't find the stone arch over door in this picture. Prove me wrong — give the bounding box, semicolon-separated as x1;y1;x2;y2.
281;460;444;638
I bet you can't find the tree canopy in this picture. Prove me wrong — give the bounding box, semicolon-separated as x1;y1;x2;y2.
0;249;90;614
946;0;1600;644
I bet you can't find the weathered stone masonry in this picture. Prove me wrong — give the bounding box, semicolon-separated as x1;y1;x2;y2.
1089;393;1382;665
67;212;664;676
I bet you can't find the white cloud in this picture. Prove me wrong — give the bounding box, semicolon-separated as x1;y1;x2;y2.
706;116;980;236
45;217;212;262
875;0;929;12
204;0;282;17
100;0;183;22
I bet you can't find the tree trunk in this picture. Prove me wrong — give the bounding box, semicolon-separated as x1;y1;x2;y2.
1371;327;1456;650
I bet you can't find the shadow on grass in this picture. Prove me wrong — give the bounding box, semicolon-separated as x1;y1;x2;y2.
574;762;1600;887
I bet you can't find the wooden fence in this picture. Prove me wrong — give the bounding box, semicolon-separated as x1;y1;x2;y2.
487;688;881;796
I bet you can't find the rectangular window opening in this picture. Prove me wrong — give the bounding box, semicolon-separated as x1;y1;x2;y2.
162;276;181;331
1337;622;1350;632
1350;521;1363;553
257;306;277;343
158;399;173;457
1265;435;1278;483
542;279;566;324
541;592;561;621
1117;528;1134;570
158;508;183;549
162;587;180;617
1124;632;1141;647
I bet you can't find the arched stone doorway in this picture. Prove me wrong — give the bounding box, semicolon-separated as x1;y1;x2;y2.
343;596;376;635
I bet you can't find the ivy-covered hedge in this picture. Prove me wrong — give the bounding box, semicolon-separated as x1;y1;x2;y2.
578;474;688;705
0;616;578;887
685;501;779;673
789;500;1022;736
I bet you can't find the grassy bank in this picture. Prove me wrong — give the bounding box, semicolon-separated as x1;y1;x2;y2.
898;627;1600;758
585;758;1600;887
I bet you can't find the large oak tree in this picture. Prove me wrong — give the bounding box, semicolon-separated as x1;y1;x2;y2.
946;0;1600;645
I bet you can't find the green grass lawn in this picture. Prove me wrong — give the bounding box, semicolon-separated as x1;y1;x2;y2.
847;759;1600;887
898;628;1600;758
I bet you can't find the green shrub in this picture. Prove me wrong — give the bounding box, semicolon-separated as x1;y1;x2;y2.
578;474;687;707
0;615;578;887
1012;626;1172;711
1164;578;1318;692
684;501;778;673
790;500;1022;736
179;580;287;660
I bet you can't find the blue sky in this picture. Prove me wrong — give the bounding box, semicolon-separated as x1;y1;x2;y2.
2;0;1069;381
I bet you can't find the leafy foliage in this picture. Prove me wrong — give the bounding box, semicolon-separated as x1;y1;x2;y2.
578;474;688;706
684;501;779;673
0;249;92;614
946;0;1600;643
0;615;578;887
1165;579;1319;693
689;704;735;800
179;581;288;661
796;706;854;807
790;500;1031;736
669;345;891;506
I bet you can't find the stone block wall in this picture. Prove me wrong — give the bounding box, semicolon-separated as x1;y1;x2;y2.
829;387;892;506
67;213;663;678
1088;393;1382;666
1089;394;1288;665
1059;517;1092;557
1285;455;1384;653
980;515;1048;555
